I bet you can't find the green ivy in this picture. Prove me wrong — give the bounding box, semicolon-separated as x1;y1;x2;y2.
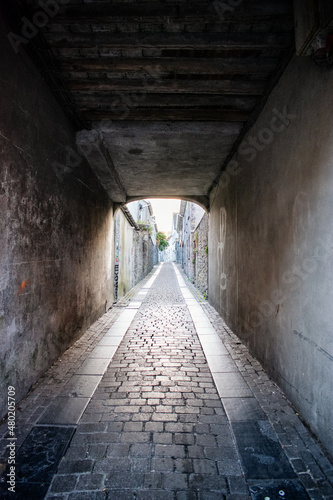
156;231;169;251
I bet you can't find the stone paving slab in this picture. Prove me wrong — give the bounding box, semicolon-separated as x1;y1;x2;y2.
0;426;75;499
232;420;296;480
0;263;332;500
248;479;310;499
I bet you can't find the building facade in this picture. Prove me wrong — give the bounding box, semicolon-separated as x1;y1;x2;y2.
177;202;209;297
114;201;158;301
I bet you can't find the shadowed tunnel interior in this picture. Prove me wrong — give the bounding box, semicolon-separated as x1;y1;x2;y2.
0;1;333;496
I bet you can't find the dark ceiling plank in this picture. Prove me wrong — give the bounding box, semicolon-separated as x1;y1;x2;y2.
78;108;250;121
56;47;268;59
59;57;277;75
44;32;293;50
46;1;293;21
72;93;258;110
158;48;278;58
66;79;265;95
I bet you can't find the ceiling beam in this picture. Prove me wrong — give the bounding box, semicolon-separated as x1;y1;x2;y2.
78;109;250;122
45;1;293;21
59;57;277;75
44;32;293;50
65;79;266;95
72;94;258;110
56;47;275;59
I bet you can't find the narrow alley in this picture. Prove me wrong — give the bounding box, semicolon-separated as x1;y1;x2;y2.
1;264;332;499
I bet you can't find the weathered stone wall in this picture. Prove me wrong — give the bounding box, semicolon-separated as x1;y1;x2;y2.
133;229;157;286
115;217;158;300
182;203;199;282
133;229;146;286
115;211;134;299
0;21;114;418
195;213;209;296
180;202;208;295
149;237;159;269
183;237;194;282
208;55;333;457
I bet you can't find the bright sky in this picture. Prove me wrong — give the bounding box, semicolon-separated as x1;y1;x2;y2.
147;198;181;235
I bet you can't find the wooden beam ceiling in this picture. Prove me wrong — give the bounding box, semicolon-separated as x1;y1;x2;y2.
8;0;295;124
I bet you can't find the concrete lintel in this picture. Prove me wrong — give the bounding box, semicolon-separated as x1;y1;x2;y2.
126;195;209;211
76;129;126;202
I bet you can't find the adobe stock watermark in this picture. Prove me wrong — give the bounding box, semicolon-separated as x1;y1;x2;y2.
52;141;97;188
219;106;297;189
6;386;16;494
7;0;69;55
213;0;244;21
238;235;333;336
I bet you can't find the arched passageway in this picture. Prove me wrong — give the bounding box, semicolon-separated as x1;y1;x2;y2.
112;198;209;302
0;3;333;495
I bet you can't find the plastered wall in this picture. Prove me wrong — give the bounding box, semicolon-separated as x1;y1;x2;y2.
0;19;114;418
209;55;333;456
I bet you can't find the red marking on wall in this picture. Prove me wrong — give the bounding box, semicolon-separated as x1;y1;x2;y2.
17;280;31;296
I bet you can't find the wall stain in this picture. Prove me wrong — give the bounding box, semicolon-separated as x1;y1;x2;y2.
293;330;333;362
17;280;31;296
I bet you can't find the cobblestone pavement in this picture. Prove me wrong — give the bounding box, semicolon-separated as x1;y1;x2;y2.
1;263;333;500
